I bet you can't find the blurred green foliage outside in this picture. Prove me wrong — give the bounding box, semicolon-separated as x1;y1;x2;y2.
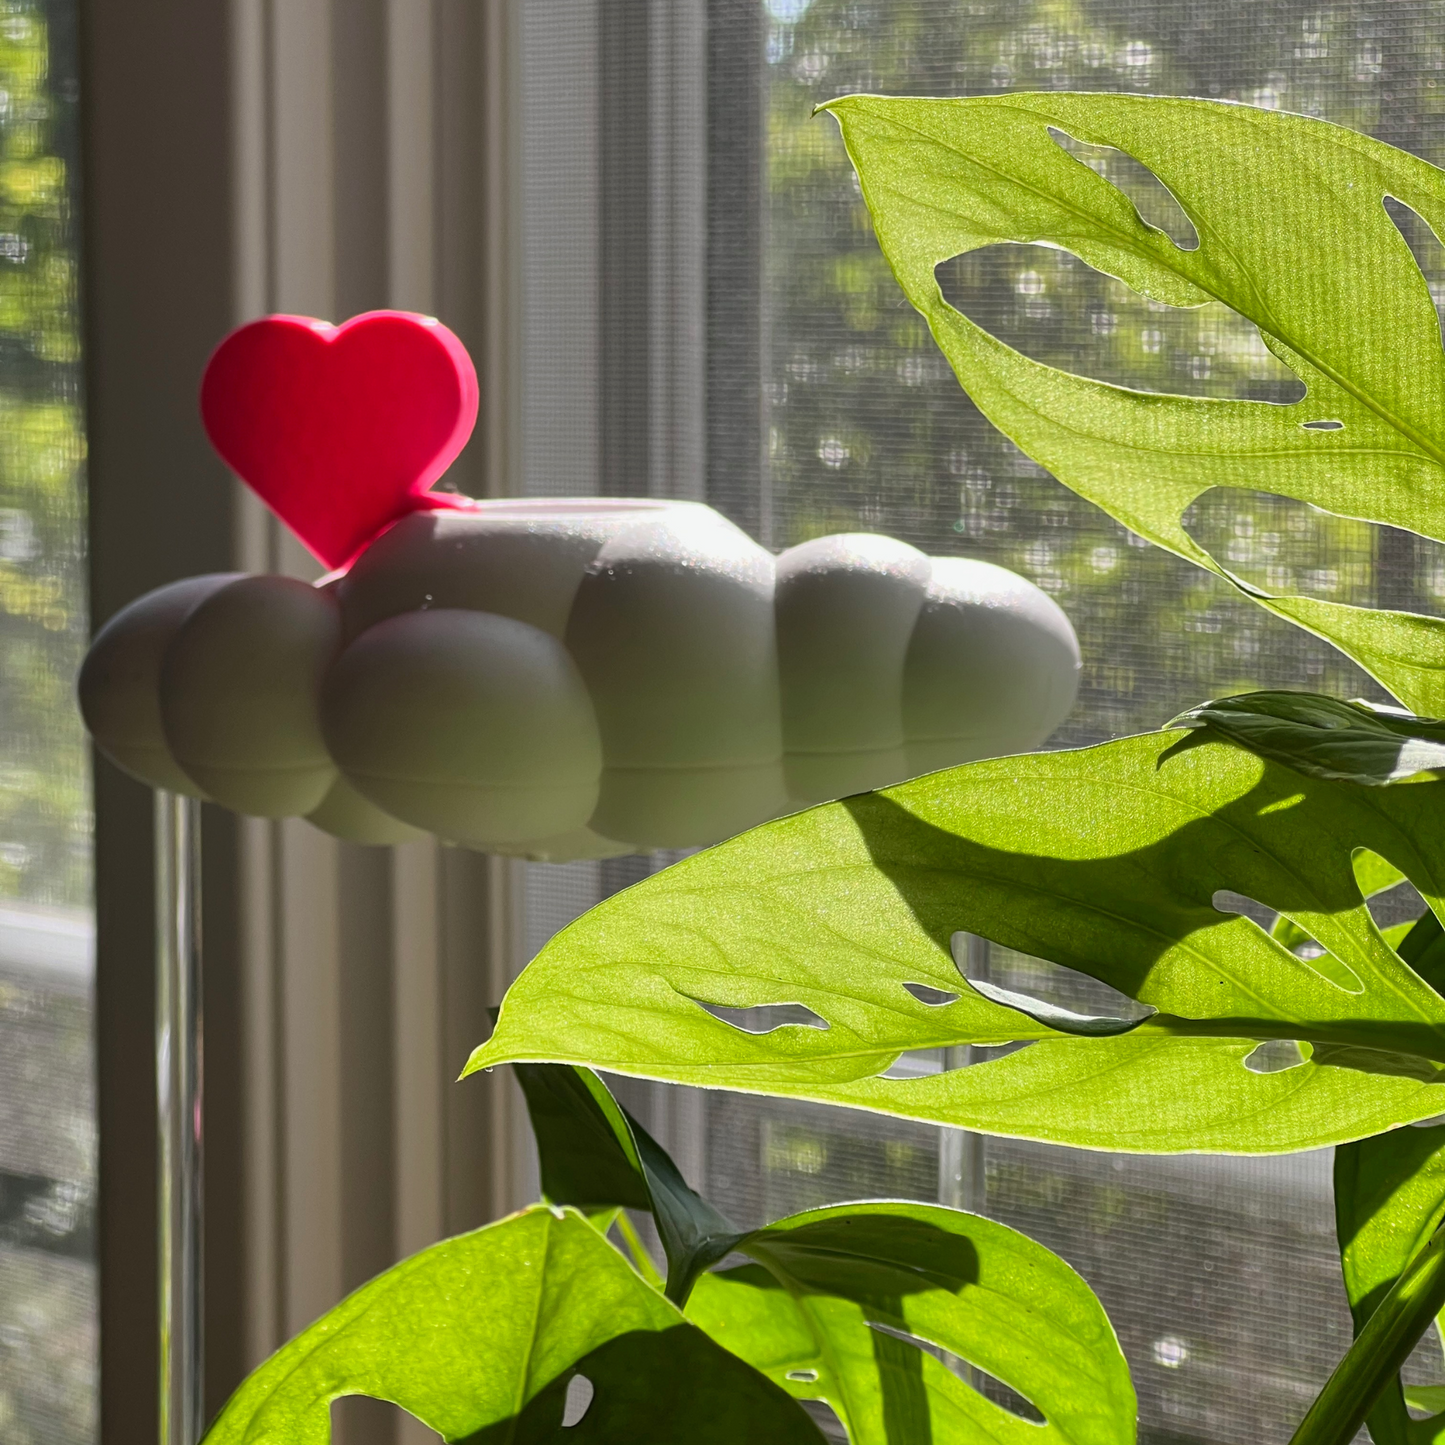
0;0;84;908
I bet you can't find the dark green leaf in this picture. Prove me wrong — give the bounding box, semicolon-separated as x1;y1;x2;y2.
1401;913;1445;998
1333;913;1445;1445
1173;692;1445;786
627;1119;744;1304
1296;1203;1445;1445
202;1205;822;1445
820;92;1445;711
686;1201;1135;1445
469;732;1445;1153
512;1060;742;1303
511;1062;651;1212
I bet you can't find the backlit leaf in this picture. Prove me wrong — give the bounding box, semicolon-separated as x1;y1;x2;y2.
202;1206;822;1444
1291;1224;1445;1445
1174;692;1445;787
469;732;1445;1153
1335;935;1445;1445
687;1201;1135;1445
820;92;1445;710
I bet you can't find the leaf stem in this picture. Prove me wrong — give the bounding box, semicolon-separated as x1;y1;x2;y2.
1290;1218;1445;1445
615;1209;665;1290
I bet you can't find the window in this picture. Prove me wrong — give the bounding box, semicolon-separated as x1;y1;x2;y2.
515;4;1445;1442
68;5;1445;1442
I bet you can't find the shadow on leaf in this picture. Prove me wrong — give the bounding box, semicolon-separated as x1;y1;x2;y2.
455;1325;823;1444
840;769;1445;1067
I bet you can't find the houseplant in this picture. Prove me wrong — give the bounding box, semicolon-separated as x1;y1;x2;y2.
209;95;1445;1444
203;1060;1134;1444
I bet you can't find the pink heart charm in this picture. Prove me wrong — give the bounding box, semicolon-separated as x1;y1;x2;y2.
200;311;479;570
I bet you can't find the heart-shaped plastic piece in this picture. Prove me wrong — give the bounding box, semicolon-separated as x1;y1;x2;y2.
201;311;479;570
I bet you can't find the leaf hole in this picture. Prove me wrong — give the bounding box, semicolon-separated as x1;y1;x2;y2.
883;1048;954;1079
1352;851;1436;966
1047;127;1199;250
935;246;1305;404
1366;885;1426;936
562;1372;594;1428
1242;1039;1310;1074
1384;195;1445;352
693;1000;829;1034
802;1399;849;1441
964;1368;1047;1426
1181;488;1445;608
1215;890;1360;992
1265;911;1326;959
332;1397;440;1441
955;936;1148;1023
880;1042;1028;1079
1212;890;1274;927
1301;419;1343;430
787;1368;819;1382
1284;931;1325;960
868;1322;1047;1424
903;981;959;1007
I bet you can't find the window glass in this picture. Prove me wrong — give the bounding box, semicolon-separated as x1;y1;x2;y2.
517;5;1445;1442
0;2;92;1441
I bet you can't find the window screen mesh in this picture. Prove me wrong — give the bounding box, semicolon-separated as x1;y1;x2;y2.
518;4;1445;1441
0;3;92;1442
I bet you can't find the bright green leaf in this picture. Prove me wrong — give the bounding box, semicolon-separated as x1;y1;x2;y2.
1407;1388;1445;1418
202;1205;822;1444
820;92;1445;710
687;1201;1135;1445
469;732;1445;1153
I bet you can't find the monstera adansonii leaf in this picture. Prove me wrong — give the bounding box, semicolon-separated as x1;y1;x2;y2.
201;1204;823;1445
1173;693;1445;788
818;92;1445;713
686;1201;1135;1445
468;731;1445;1153
509;1061;1135;1444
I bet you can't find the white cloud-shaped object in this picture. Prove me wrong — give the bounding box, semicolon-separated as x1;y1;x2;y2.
78;499;1080;860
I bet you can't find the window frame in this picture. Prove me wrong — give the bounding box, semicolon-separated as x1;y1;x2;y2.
82;2;535;1434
